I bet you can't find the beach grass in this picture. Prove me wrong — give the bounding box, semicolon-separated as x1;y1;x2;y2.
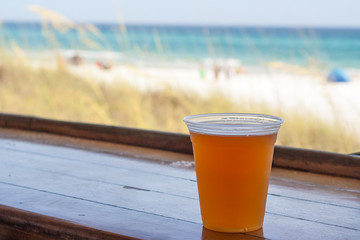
1;6;359;154
0;53;359;154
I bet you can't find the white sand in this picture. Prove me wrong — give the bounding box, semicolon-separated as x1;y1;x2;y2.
69;63;360;138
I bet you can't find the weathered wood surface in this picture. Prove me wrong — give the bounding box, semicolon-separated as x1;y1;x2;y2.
0;135;359;240
0;205;138;240
0;113;191;154
0;113;359;179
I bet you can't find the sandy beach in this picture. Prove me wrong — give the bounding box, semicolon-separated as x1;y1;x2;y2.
3;19;360;152
67;63;360;138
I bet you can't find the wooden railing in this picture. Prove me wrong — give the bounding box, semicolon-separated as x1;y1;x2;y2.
0;113;359;179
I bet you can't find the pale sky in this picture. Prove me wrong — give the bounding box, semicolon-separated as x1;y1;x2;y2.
1;0;359;27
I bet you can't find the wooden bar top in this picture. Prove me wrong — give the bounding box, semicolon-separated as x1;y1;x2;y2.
0;127;359;240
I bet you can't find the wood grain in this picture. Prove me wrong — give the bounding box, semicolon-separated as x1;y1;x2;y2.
0;113;192;154
0;205;139;240
0;140;359;229
1;138;360;239
0;113;359;179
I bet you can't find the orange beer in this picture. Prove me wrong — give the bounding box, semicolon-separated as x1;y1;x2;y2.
190;132;277;232
184;113;283;233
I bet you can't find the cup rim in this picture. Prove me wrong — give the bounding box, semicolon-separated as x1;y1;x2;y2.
183;113;284;135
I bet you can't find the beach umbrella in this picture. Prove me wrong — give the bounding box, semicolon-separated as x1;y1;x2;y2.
327;68;350;83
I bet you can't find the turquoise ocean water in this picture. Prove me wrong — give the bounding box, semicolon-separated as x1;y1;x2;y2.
1;22;360;70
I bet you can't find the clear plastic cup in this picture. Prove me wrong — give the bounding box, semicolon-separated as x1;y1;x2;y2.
184;113;284;232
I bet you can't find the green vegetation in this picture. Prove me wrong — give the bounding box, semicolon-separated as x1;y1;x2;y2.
0;54;358;154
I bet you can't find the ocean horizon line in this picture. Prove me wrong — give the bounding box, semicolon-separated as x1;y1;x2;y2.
2;20;359;69
2;20;360;31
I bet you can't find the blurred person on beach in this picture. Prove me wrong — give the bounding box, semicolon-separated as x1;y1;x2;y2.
213;62;220;80
96;60;112;70
69;54;82;66
199;64;206;80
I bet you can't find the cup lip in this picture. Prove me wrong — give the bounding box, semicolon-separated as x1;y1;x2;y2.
183;113;284;136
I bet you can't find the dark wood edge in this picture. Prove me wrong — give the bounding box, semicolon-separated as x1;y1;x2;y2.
0;113;192;154
0;113;359;179
273;146;360;179
0;204;140;240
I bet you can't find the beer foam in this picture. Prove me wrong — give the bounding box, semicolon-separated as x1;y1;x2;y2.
184;113;284;136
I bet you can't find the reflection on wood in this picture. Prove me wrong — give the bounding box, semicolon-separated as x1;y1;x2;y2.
201;227;265;240
0;136;359;240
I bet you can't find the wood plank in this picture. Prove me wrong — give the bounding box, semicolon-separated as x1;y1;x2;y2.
0;165;202;224
0;113;192;154
0;224;53;240
1;122;360;239
1;162;359;231
1;138;359;209
273;146;360;179
2;184;360;240
261;213;360;240
0;138;196;181
0;186;200;240
0;205;138;240
1;139;359;232
0;113;359;179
